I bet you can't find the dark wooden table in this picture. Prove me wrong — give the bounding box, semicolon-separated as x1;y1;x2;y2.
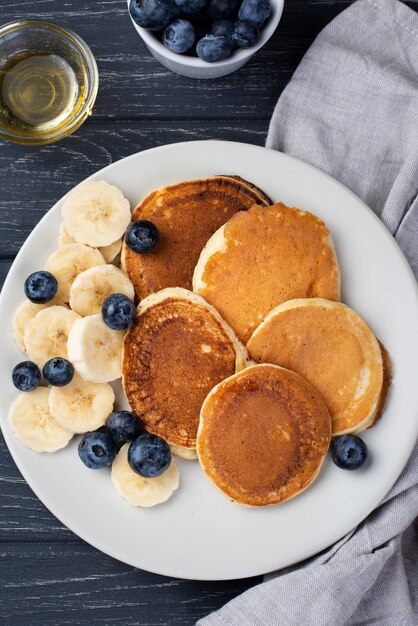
1;1;416;624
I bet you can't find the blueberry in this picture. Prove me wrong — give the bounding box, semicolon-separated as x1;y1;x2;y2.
78;431;117;469
211;19;235;44
238;0;271;27
24;271;58;304
231;19;260;48
331;435;368;470
12;361;41;391
129;0;175;30
196;34;232;62
206;0;239;19
101;293;135;331
43;357;74;387
174;0;207;14
128;433;171;478
125;219;159;253
107;411;142;444
163;19;195;54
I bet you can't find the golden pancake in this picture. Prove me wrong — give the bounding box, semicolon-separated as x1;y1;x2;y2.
247;298;387;435
122;288;249;451
193;202;341;343
197;364;331;506
121;176;272;300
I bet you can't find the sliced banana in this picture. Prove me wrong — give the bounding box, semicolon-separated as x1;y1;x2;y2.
9;387;73;453
46;243;106;303
69;265;135;317
169;442;198;461
58;222;76;246
59;223;122;264
49;374;115;434
111;443;179;507
12;300;49;352
24;305;80;368
67;314;125;383
62;180;131;248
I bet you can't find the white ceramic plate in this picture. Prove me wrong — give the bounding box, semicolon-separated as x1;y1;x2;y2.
1;141;417;581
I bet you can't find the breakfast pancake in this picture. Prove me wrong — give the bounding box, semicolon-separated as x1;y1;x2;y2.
197;364;331;506
122;288;249;452
193;202;341;343
121;176;272;300
247;298;387;436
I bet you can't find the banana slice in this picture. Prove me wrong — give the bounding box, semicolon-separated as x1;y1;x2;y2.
169;442;198;461
24;305;80;368
46;243;106;303
59;223;122;264
62;180;131;248
9;387;73;453
111;443;179;507
49;374;115;434
12;300;49;352
67;314;125;382
69;265;135;317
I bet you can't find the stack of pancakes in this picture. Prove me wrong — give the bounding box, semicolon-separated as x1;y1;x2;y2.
121;176;391;507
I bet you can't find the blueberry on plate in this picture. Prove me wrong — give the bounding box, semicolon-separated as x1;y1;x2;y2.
196;34;232;62
206;0;239;20
231;20;260;48
211;19;235;45
129;0;175;30
174;0;207;14
43;357;74;387
24;271;58;304
107;410;142;444
331;435;368;470
101;293;136;331
128;433;171;478
125;219;159;253
78;431;117;469
12;361;41;391
238;0;271;28
163;19;196;54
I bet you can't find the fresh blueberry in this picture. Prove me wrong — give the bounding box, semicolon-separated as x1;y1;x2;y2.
331;435;369;470
107;411;142;444
125;219;159;253
101;293;136;331
231;19;260;48
43;357;74;387
24;271;58;304
206;0;239;19
12;361;41;391
211;19;235;44
129;0;175;30
238;0;271;27
128;433;171;478
163;19;195;53
174;0;207;14
196;34;232;62
78;431;117;469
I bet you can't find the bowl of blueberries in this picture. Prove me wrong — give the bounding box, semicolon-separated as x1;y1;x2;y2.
128;0;284;78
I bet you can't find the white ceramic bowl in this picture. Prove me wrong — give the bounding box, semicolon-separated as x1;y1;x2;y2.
127;0;284;79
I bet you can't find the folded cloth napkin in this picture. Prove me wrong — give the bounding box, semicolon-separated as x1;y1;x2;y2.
197;1;418;624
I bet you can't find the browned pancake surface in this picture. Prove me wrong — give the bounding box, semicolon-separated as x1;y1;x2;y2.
122;177;271;299
197;365;331;506
122;298;237;448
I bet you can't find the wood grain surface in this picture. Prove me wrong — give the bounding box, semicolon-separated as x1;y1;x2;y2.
1;0;417;624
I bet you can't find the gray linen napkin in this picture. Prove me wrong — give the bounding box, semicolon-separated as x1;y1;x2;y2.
197;1;418;624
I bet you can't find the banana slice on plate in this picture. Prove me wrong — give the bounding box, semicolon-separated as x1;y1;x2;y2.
49;374;115;434
58;222;76;247
59;223;122;264
69;265;135;317
67;314;125;383
24;305;80;368
46;243;106;303
62;180;131;248
12;300;49;352
9;387;73;453
111;443;180;507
